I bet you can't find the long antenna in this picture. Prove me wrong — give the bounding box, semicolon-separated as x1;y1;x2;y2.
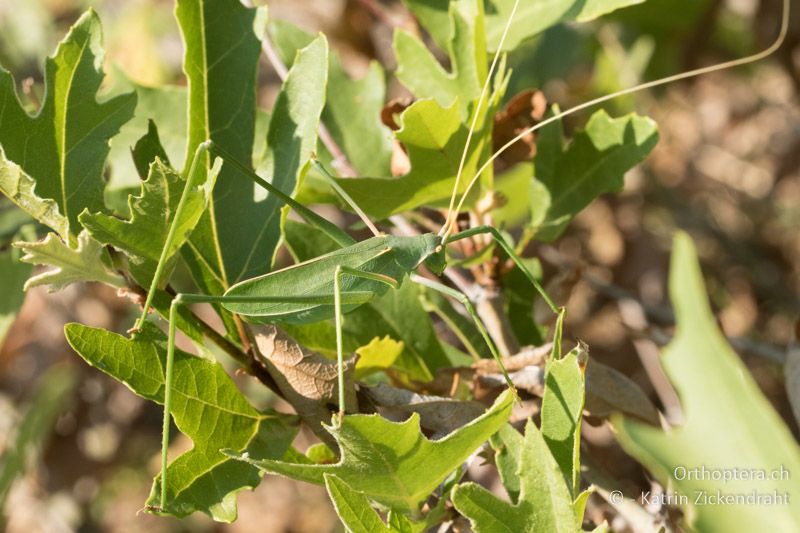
444;0;790;239
441;0;521;236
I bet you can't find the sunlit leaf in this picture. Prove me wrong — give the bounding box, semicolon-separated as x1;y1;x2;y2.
531;108;658;241
64;322;299;522
80;158;218;285
453;420;585;532
484;0;647;52
227;390;513;514
0;9;135;233
613;233;800;531
269;20;393;177
541;346;586;497
15;230;124;291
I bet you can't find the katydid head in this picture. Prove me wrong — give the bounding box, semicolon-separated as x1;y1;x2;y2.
424;242;447;275
386;233;445;274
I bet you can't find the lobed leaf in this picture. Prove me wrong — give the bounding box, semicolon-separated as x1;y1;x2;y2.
80;157;218;285
0;149;69;241
175;0;265;331
336;98;495;220
453;420;585;532
531;108;658;241
256;35;329;269
484;0;647;52
541;346;587;498
64;322;299;522
269;20;393;177
394;0;485;114
227;390;513;514
15;230;123;292
0;9;135;234
613;233;800;531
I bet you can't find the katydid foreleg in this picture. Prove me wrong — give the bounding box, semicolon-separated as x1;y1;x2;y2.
333;266;400;420
410;274;517;397
445;225;567;357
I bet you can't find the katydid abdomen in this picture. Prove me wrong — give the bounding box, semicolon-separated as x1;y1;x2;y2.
222;233;441;323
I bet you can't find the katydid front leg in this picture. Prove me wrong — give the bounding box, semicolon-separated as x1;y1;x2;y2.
333;266;399;420
445;225;567;357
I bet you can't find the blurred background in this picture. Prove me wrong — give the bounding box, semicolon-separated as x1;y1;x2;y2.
0;0;797;531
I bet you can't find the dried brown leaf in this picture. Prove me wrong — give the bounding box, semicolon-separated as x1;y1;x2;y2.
254;326;357;448
363;383;485;438
492;89;547;167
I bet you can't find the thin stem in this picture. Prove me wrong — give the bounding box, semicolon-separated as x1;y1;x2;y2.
450;0;791;219
447;225;559;314
410;274;517;399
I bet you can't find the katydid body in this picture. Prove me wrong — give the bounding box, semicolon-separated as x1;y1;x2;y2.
143;141;547;510
141;0;790;512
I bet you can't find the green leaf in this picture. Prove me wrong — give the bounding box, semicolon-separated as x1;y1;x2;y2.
256;35;329;270
355;336;404;378
394;0;485;113
324;474;396;533
484;0;647;52
0;9;136;233
0;148;70;241
15;230;124;291
337;98;494;220
0;237;32;346
64;322;299;522
613;233;800;532
541;346;587;498
488;423;524;502
420;286;491;361
453;420;583;532
176;0;265;298
107;81;188;191
80;158;218;285
531;109;658;241
269;20;393;177
132;120;172;180
228;390;513;514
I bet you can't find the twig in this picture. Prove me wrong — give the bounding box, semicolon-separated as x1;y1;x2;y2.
540;246;787;364
133;283;285;398
353;0;401;28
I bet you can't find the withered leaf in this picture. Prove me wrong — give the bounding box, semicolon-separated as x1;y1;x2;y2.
363;382;486;438
254;326;357;448
585;359;660;425
493;89;547;168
